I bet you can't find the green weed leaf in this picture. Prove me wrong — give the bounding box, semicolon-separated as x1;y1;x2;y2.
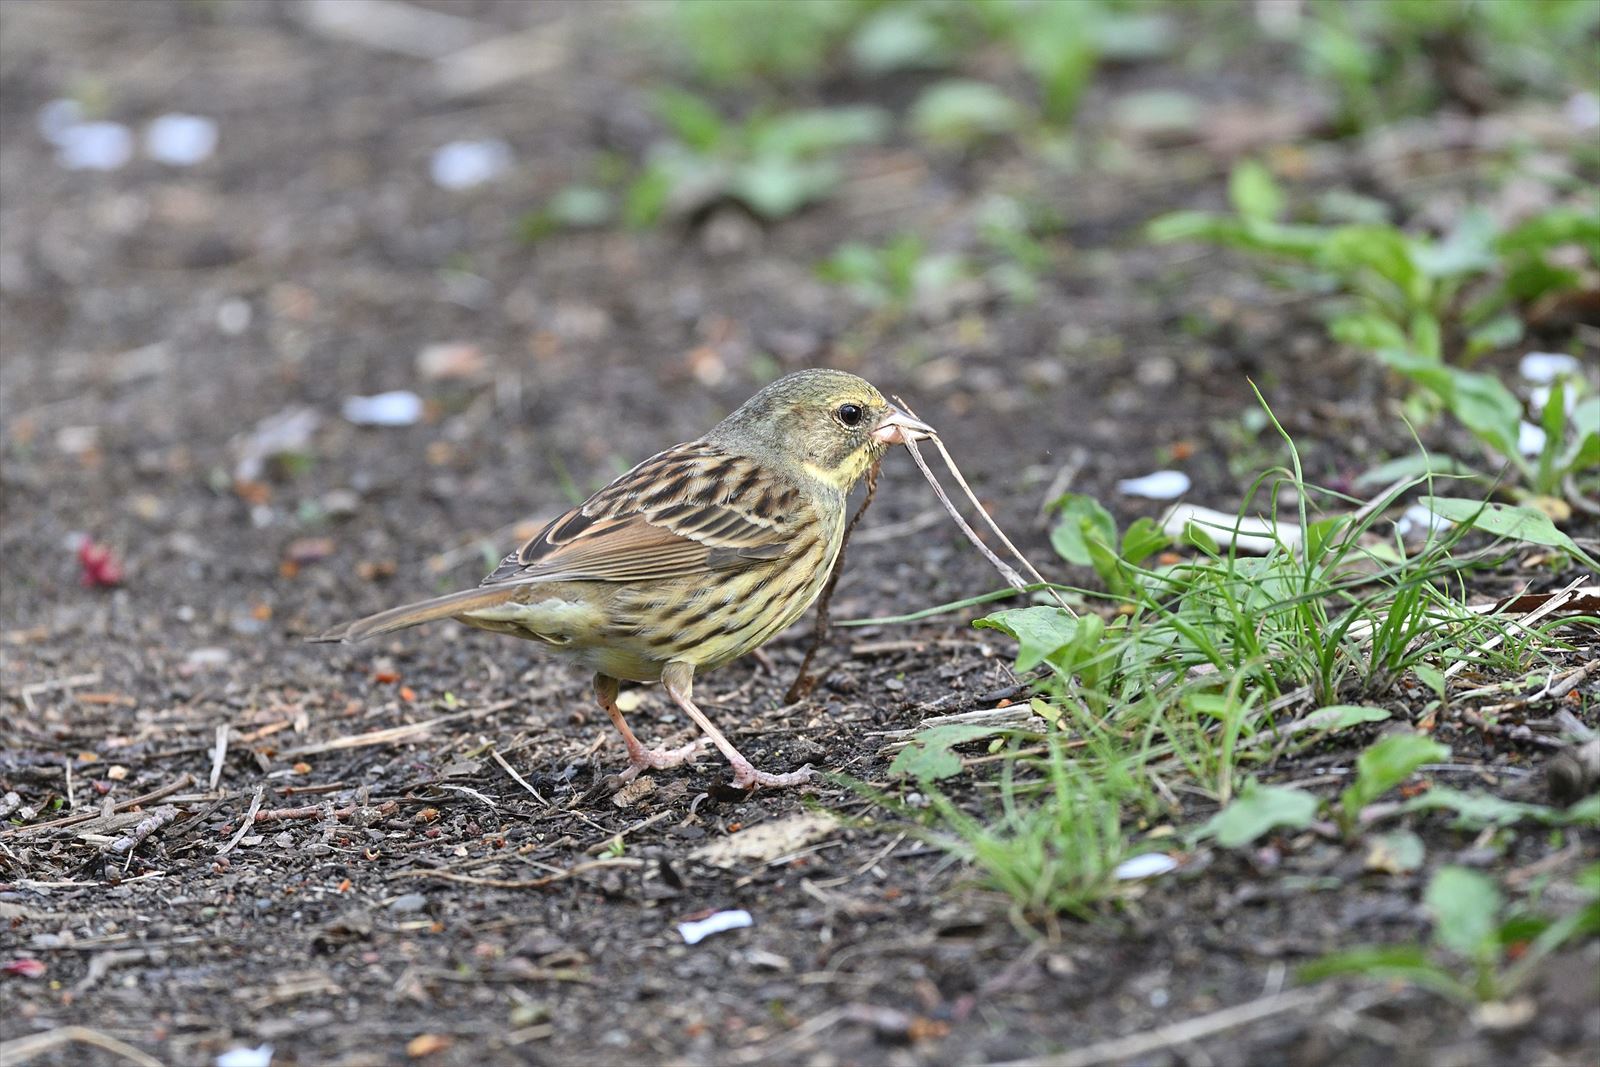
1197;781;1318;848
1228;160;1285;225
1342;733;1449;824
1049;493;1118;567
1425;866;1501;961
974;606;1080;672
1294;705;1392;735
889;724;1006;782
910;80;1024;145
1420;497;1598;568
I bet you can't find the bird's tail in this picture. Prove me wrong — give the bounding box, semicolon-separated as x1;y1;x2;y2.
308;586;521;644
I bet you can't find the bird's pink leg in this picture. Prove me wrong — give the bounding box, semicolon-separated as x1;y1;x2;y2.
594;674;707;781
661;662;814;790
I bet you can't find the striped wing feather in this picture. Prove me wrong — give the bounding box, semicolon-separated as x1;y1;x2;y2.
481;444;803;587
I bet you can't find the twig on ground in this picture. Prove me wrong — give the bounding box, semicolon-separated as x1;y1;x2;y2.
108;805;178;869
254;799;398;825
276;700;516;757
208;724;229;791
217;785;265;856
584;809;674;855
992;987;1333;1067
787;458;883;703
394;856;644;889
0;774;194;840
0;1026;163;1067
490;747;548;805
1444;576;1591;681
18;672;100;714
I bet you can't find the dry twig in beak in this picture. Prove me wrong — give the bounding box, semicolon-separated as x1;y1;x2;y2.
894;397;1075;616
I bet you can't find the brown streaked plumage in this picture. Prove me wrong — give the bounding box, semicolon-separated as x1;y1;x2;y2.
311;369;932;789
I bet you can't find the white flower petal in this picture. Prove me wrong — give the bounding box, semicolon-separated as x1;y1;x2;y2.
1114;853;1178;880
677;909;753;945
342;391;424;427
1117;470;1191;499
1518;351;1579;384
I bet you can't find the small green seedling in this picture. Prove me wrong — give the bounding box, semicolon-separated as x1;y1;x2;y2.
1302;863;1600;1004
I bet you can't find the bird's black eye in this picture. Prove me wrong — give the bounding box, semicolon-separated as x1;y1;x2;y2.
837;403;864;427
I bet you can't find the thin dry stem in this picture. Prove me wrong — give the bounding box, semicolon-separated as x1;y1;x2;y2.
894;396;1074;615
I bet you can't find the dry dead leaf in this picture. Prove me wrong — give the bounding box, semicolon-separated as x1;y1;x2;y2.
689;812;840;869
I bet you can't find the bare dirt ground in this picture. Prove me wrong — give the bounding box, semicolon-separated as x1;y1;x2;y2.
2;3;1596;1066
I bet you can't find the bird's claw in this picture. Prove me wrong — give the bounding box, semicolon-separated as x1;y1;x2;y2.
729;762;815;791
618;737;711;782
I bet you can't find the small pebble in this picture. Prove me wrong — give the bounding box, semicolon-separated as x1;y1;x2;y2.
36;98;84;143
56;121;134;171
388;893;428;914
145;113;218;166
343;391;423;427
430;139;512;190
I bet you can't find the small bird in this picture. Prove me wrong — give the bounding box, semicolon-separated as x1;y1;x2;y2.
311;369;933;789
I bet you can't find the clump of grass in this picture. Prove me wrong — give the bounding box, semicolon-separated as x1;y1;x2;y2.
865;395;1596;923
919;734;1129;928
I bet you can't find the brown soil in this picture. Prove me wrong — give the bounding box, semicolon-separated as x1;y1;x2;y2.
2;4;1596;1066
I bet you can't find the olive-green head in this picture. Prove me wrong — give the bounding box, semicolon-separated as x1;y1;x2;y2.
705;369;932;491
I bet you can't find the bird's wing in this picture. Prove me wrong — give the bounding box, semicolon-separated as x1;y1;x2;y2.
481;443;809;586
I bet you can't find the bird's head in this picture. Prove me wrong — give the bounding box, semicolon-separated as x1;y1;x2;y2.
707;369;933;492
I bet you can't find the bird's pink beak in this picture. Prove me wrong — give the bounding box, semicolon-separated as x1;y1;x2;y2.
871;406;935;445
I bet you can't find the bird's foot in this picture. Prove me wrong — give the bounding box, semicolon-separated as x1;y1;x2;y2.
618;737;711;782
728;760;815;791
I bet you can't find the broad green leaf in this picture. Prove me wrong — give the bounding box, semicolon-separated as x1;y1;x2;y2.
1365;829;1425;874
653;89;726;152
1228;160;1285;225
974;606;1080;672
1425;866;1501;960
1420;497;1598;569
623;166;673;229
1146;211;1240;244
1465;312;1522;358
750;106;889;159
1049;493;1118;567
1120;517;1170;567
1402;786;1578;828
1342;733;1450;822
1413;663;1445;700
1330;311;1407;352
909;80;1024;146
1502;258;1583;303
1197;781;1318;848
1559;396;1600;475
1409;312;1442;361
1413;208;1497;278
1386;353;1523;460
849;8;948;73
889;723;1008;782
733;157;837;219
1321;226;1424;306
1567;795;1600;827
1293;705;1392;735
1497;205;1600;263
